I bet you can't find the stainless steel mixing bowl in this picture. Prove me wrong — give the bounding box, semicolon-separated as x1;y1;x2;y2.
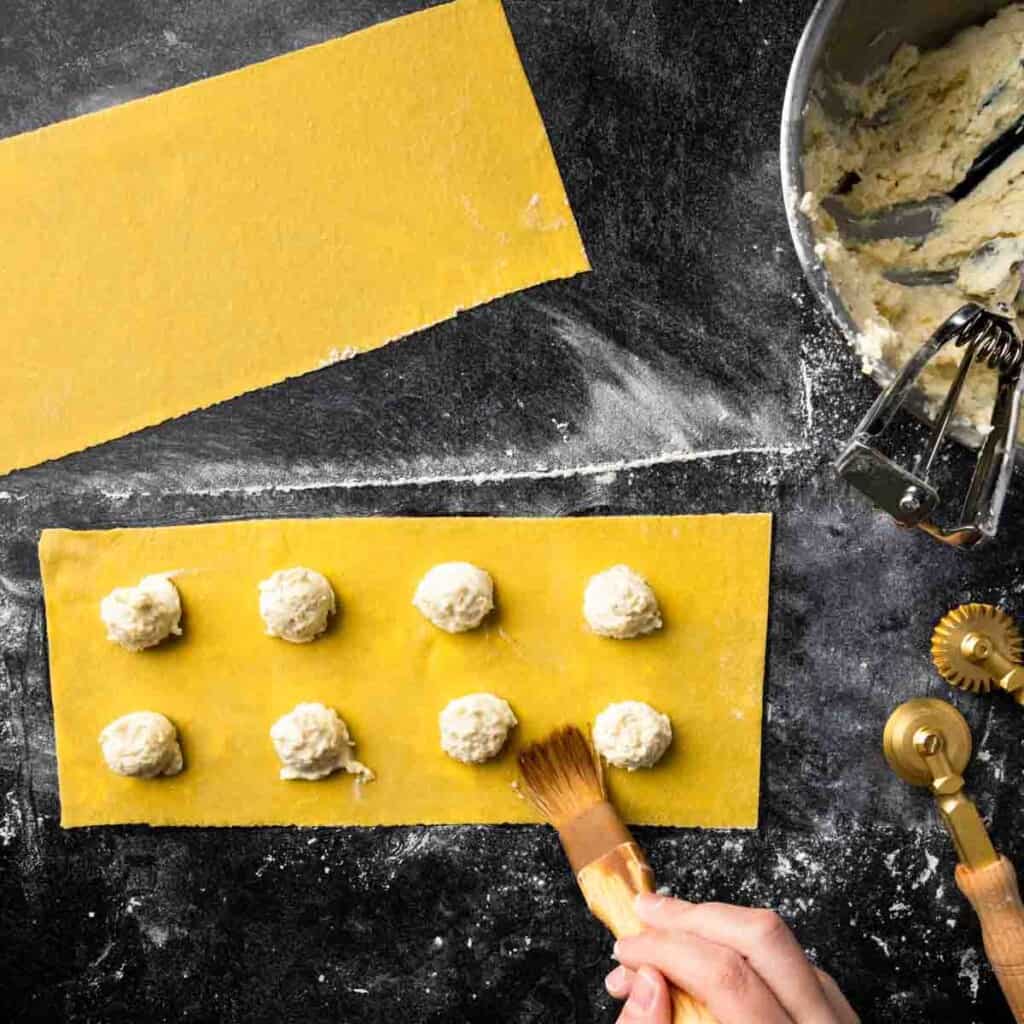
780;0;1010;433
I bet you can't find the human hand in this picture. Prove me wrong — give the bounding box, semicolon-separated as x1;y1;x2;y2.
606;894;858;1023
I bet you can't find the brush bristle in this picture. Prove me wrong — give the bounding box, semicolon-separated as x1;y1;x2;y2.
518;725;606;826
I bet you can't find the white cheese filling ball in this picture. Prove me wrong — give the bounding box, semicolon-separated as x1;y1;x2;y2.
593;701;672;770
583;565;662;639
439;693;517;764
270;702;373;782
100;574;182;651
413;562;494;633
99;711;183;777
259;567;336;643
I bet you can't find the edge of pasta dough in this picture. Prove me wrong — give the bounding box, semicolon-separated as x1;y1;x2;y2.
0;0;590;473
40;514;771;829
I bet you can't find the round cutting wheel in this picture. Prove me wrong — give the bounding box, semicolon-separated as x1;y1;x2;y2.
931;603;1023;693
883;698;972;787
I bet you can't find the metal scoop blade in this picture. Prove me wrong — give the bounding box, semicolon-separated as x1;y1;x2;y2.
836;304;1024;547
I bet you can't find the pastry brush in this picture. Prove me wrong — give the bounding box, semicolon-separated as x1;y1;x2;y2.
518;726;717;1023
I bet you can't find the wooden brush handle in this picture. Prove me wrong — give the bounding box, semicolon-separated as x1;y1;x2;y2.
577;842;719;1024
957;857;1024;1022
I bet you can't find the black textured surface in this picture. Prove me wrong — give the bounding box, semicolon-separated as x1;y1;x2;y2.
2;2;1021;1022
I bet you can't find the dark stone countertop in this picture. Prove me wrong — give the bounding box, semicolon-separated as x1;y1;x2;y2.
3;2;1023;1021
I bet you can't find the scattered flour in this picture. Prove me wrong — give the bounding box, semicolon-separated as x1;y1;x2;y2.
318;346;359;367
959;948;981;1000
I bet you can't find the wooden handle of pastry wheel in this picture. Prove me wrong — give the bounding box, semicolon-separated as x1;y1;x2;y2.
957;857;1024;1022
577;843;720;1023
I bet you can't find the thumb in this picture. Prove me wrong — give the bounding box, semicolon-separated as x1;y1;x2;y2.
617;965;671;1024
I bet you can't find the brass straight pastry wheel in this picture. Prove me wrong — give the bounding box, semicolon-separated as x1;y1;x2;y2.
884;698;1024;1019
931;603;1024;702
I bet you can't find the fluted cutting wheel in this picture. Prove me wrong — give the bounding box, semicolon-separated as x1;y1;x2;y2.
931;603;1023;693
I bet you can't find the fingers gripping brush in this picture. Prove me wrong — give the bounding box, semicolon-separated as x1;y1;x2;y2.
518;726;718;1024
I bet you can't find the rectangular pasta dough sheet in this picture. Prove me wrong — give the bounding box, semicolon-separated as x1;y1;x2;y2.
40;515;771;828
0;0;588;474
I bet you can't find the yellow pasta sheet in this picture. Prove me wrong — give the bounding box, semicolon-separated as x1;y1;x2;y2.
40;515;771;828
0;0;588;474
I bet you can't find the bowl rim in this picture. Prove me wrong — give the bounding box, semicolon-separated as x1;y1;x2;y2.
779;0;859;348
